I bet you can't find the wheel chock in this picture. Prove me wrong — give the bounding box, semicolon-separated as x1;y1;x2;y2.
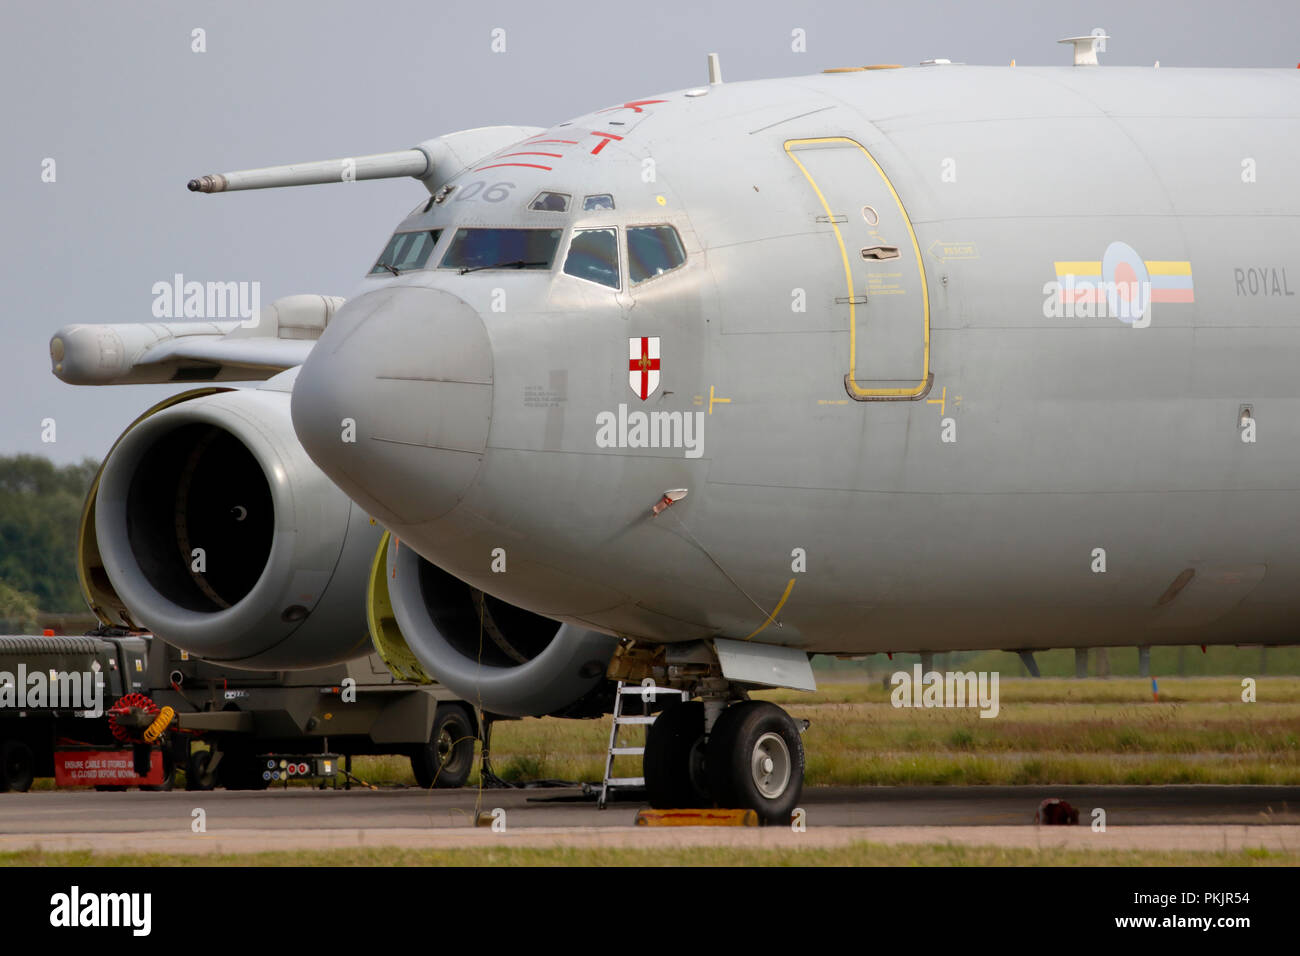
635;808;759;827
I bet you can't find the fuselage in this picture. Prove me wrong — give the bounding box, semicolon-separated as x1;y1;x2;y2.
292;64;1300;655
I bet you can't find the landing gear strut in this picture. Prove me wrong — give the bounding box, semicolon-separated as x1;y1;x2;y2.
644;697;804;824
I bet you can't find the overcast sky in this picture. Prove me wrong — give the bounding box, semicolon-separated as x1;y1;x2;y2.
2;0;1297;464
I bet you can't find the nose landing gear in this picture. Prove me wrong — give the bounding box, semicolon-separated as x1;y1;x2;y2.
644;697;805;824
642;701;710;809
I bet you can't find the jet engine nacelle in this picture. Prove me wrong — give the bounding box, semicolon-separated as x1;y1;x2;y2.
85;374;380;668
380;534;619;718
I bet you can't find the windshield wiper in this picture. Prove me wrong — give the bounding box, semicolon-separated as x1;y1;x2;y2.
458;259;548;275
376;262;401;276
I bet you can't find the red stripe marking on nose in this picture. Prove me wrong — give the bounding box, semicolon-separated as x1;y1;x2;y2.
475;162;554;172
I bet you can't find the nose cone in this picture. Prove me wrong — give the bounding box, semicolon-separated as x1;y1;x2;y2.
292;286;493;525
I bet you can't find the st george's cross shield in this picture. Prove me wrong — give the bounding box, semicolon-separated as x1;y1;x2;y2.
628;336;661;400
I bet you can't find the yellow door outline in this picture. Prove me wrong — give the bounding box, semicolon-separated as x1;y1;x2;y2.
784;137;931;400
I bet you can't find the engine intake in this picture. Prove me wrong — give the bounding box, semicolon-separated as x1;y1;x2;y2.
87;378;379;667
382;534;618;717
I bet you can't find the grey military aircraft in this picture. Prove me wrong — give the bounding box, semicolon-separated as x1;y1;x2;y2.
51;42;1300;821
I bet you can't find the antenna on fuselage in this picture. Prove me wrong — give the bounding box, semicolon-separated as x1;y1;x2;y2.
707;52;723;85
1058;29;1109;66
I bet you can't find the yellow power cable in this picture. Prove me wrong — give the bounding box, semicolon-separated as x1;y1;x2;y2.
143;706;175;743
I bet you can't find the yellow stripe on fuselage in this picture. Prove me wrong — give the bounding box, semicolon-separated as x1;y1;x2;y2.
1055;260;1191;276
1054;261;1102;276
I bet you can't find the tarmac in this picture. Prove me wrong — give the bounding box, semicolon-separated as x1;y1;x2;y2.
1;784;1297;855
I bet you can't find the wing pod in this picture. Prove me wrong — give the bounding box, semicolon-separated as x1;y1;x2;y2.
50;295;343;385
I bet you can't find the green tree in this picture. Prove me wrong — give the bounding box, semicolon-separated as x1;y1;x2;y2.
0;454;99;613
0;579;41;632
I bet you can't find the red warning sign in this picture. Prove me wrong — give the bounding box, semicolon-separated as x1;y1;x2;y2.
53;750;163;787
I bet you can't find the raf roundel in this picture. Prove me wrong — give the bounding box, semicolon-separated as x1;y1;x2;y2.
628;336;661;401
1101;240;1151;324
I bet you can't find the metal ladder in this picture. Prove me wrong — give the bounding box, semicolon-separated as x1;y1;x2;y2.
598;680;686;809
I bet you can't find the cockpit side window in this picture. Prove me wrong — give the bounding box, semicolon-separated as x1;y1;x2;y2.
627;225;686;285
582;194;615;211
563;228;619;289
370;229;441;275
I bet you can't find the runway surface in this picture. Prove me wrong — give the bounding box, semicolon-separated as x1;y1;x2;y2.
2;785;1297;854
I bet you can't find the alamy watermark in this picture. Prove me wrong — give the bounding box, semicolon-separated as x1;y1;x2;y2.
0;665;104;717
890;664;1000;718
595;404;704;459
151;273;260;327
50;886;151;936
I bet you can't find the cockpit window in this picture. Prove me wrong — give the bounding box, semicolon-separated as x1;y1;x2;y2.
529;191;570;212
582;194;615;211
370;229;440;275
627;225;686;285
439;228;563;273
563;228;619;289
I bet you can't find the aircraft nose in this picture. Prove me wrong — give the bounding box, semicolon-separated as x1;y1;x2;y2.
292;286;493;525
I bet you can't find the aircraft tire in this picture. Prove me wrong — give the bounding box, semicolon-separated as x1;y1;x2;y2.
705;701;804;825
644;700;709;809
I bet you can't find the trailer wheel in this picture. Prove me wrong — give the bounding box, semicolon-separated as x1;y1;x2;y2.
412;706;475;789
1;740;35;793
185;749;216;791
141;748;176;791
